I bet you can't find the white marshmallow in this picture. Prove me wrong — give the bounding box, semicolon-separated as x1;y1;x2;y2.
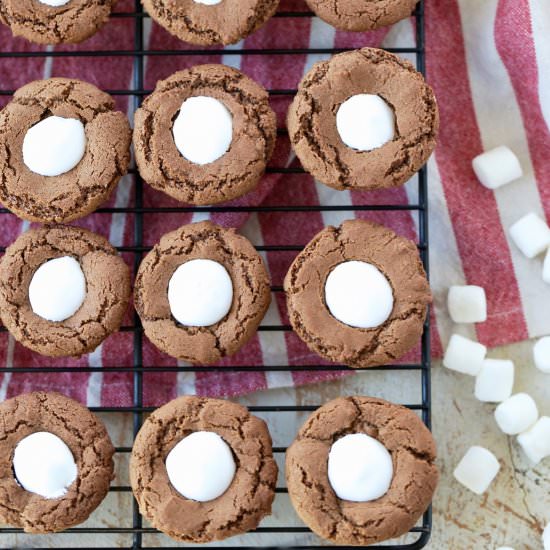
447;285;487;323
194;0;222;4
13;432;77;499
533;336;550;373
494;393;538;435
496;547;515;550
472;146;523;190
38;0;71;5
336;94;395;152
453;446;500;495
165;431;236;501
443;334;487;376
327;433;393;502
475;359;514;403
543;249;550;284
543;522;550;550
324;261;393;329
517;416;550;465
172;96;232;165
29;256;86;322
168;259;233;327
509;212;550;259
23;116;86;177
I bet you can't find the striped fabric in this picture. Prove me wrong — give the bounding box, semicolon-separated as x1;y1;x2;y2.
0;0;548;406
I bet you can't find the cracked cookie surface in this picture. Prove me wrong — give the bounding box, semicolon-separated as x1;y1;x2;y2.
133;65;277;206
287;47;439;191
286;396;438;546
130;395;278;542
0;0;115;44
0;78;131;223
134;221;271;364
142;0;279;45
284;219;431;368
305;0;418;32
0;391;115;533
0;225;131;357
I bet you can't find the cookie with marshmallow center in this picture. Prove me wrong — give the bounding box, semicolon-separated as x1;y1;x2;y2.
130;395;278;542
284;219;431;368
286;396;438;546
0;391;114;533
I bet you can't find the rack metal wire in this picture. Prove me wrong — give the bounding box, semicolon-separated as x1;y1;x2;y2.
0;1;431;548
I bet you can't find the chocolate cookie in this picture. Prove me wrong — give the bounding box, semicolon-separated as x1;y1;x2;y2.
135;221;271;364
0;225;131;357
130;395;278;542
0;0;116;44
305;0;419;32
286;396;438;546
284;219;431;368
0;78;131;223
287;47;438;191
0;391;115;533
134;65;277;206
142;0;279;46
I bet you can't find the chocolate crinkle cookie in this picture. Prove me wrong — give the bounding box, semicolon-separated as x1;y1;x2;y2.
0;77;131;223
0;0;116;44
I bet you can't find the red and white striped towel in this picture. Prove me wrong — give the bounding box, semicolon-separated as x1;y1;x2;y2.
0;0;548;407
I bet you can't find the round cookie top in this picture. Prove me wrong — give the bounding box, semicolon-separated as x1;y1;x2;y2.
0;0;116;44
286;396;438;546
287;47;439;192
135;221;271;364
284;219;431;368
133;65;277;206
0;391;114;533
0;78;131;223
142;0;279;45
130;395;278;543
304;0;419;32
0;225;131;357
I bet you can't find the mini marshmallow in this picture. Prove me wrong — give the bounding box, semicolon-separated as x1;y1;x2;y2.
517;416;550;465
475;359;514;403
453;446;500;495
168;259;233;327
543;522;550;550
23;116;86;177
447;285;487;323
472;146;523;190
327;433;393;502
13;432;77;499
324;261;394;329
494;393;538;435
29;256;86;322
509;212;550;259
172;96;232;165
165;431;236;501
443;334;487;376
533;336;550;373
543;249;550;284
336;94;395;151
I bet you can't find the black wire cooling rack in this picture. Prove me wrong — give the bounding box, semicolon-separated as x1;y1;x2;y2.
0;1;432;548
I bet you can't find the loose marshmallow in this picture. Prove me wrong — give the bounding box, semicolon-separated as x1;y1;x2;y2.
23;116;86;177
543;249;550;284
327;433;393;502
453;446;500;495
324;261;393;329
517;416;550;465
168;259;233;327
336;94;395;151
443;334;487;376
533;336;550;373
172;96;232;165
472;146;523;190
165;431;236;501
13;432;77;499
494;393;538;435
29;256;86;322
475;359;514;403
543;522;550;550
447;285;487;323
509;212;550;259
